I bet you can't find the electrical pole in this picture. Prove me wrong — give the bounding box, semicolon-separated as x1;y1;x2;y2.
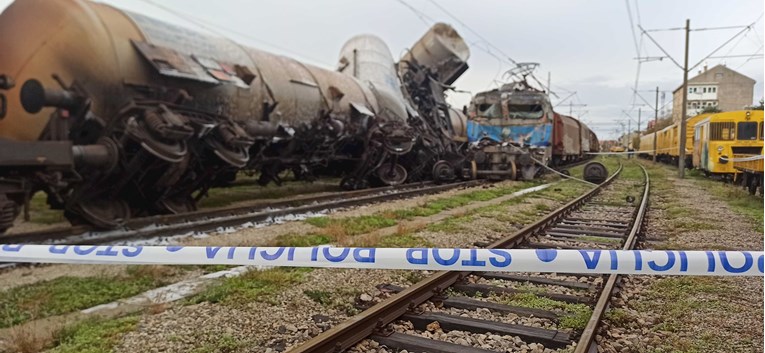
628;118;631;149
678;19;690;178
568;101;586;117
653;86;659;162
637;107;641;150
619;122;626;147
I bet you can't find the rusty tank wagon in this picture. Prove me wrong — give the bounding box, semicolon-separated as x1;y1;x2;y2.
0;0;471;232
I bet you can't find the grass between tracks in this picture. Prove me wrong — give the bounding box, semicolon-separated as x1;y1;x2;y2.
0;266;177;329
271;182;541;248
195;178;591;310
642;159;763;232
686;171;764;233
643;160;762;239
20;175;340;225
605;160;764;352
188;268;311;306
198;175;340;209
45;315;139;353
496;292;592;331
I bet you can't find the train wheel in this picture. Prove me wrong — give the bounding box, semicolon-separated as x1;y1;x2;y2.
583;162;608;184
376;163;407;186
0;195;18;234
157;195;197;214
69;198;130;229
340;177;358;191
748;175;759;195
432;160;456;183
507;160;518;180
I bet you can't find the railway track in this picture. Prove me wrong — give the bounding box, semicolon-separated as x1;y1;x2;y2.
0;156;590;246
0;180;484;270
290;162;649;353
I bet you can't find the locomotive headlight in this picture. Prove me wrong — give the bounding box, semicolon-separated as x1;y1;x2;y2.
717;146;724;154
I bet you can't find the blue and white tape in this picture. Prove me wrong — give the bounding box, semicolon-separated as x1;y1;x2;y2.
720;155;764;162
586;147;676;156
0;245;762;276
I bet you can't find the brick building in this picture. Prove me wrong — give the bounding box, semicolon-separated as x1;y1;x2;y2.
672;64;756;122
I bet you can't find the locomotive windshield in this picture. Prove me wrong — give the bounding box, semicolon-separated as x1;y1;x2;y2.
737;122;758;140
507;103;544;119
477;103;502;118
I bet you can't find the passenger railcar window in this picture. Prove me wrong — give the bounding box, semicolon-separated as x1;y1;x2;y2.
760;122;763;140
737;122;757;140
710;122;735;141
507;104;543;119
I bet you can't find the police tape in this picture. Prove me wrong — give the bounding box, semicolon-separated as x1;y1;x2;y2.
720;154;765;162
586;147;676;155
0;245;762;276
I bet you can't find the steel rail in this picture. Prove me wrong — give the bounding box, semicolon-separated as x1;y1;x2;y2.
574;164;649;353
0;181;473;245
2;157;589;244
289;163;624;353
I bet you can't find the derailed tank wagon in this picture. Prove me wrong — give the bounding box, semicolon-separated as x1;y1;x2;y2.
0;0;471;232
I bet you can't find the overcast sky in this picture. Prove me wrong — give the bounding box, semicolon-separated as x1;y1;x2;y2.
1;0;762;139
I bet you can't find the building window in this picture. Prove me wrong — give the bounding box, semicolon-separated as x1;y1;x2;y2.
711;87;716;93
703;87;707;93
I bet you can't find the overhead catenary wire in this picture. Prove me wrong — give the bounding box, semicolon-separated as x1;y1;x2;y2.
630;88;657;111
688;23;757;71
423;0;560;97
625;0;641;56
625;0;642;107
737;45;765;69
706;53;764;59
393;0;518;92
637;25;685;70
393;0;436;27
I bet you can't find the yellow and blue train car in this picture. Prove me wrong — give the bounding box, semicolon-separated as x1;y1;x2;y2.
692;110;764;178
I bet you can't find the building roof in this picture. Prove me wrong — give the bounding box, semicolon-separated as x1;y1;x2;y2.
672;64;756;93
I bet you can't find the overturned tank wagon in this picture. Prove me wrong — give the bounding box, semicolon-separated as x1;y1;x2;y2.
0;0;471;232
